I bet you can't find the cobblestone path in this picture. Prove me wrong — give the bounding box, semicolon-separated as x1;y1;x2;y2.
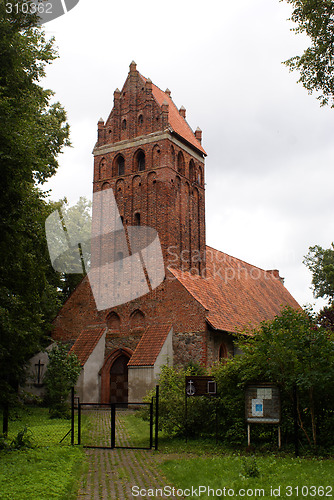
77;409;181;499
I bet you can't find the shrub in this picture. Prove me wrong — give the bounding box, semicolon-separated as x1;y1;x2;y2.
44;343;81;418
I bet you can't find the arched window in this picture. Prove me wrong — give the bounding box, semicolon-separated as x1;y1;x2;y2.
106;312;121;332
122;119;127;130
219;342;228;362
134;150;145;172
134;212;141;226
170;145;175;169
177;151;185;175
101;181;110;191
138;114;143;126
198;166;203;185
189;160;195;182
117;156;125;176
130;309;145;331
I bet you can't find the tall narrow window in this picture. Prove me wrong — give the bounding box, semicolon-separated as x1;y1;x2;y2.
134;213;141;226
189;160;195;182
138;151;145;171
117;156;125;176
122;119;127;130
177;151;185;175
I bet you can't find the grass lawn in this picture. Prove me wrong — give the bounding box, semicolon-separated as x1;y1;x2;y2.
161;454;334;499
0;407;85;500
0;445;84;500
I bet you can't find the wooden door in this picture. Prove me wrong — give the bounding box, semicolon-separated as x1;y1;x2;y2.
109;354;128;403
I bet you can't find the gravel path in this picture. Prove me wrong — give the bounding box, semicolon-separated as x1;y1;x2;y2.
77;409;181;499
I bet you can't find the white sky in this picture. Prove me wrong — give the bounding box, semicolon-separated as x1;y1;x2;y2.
42;0;334;311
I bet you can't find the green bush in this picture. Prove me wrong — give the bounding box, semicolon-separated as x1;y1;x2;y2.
44;343;81;418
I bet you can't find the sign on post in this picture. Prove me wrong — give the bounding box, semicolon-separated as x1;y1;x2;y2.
245;384;281;448
245;384;280;423
185;376;217;397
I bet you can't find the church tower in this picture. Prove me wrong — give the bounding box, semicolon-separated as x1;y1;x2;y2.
92;61;207;274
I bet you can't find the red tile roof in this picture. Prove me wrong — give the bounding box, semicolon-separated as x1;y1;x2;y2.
139;74;206;156
169;246;300;333
69;327;105;366
128;323;172;366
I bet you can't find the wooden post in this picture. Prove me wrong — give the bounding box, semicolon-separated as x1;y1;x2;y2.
278;426;281;449
293;384;299;457
247;423;251;446
155;385;159;450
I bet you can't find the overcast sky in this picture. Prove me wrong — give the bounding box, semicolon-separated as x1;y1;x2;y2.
42;0;334;311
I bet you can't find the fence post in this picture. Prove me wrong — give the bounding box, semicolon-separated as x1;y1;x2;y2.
78;402;81;445
150;399;153;449
71;388;75;445
293;383;299;457
155;385;159;450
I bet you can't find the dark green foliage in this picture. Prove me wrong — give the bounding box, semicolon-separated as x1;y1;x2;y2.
282;0;334;107
0;427;34;450
0;2;70;405
153;307;334;451
241;456;260;478
44;343;81;418
304;243;334;303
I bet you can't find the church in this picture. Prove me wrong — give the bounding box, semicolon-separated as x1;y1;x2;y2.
51;62;299;404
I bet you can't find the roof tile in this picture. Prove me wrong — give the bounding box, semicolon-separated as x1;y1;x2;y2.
69;327;105;366
169;246;300;333
128;323;172;366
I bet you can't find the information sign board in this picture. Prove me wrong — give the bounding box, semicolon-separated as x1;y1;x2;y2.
245;384;280;424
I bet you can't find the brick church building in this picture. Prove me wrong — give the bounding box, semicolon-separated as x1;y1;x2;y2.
51;62;299;403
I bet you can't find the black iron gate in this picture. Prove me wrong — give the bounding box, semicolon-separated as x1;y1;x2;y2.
76;386;159;450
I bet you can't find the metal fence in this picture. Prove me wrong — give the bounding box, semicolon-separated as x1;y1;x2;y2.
0;404;75;447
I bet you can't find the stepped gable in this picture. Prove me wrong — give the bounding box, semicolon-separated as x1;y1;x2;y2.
139;73;207;156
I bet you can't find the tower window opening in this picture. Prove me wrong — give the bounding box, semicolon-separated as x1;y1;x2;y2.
138;114;143;126
134;213;141;226
117;156;125;176
177;151;185;175
137;151;145;171
122;119;127;130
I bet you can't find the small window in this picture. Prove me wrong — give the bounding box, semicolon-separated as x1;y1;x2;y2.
122;119;127;130
134;213;140;226
177;151;185;175
138;114;143;126
138;151;145;171
219;342;228;361
118;156;125;176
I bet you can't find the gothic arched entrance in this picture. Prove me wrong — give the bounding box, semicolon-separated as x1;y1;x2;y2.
100;348;132;404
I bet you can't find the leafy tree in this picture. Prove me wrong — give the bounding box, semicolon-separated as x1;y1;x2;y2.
44;343;81;418
282;0;334;107
0;3;70;406
317;303;334;330
53;196;92;301
303;243;334;303
236;306;334;448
